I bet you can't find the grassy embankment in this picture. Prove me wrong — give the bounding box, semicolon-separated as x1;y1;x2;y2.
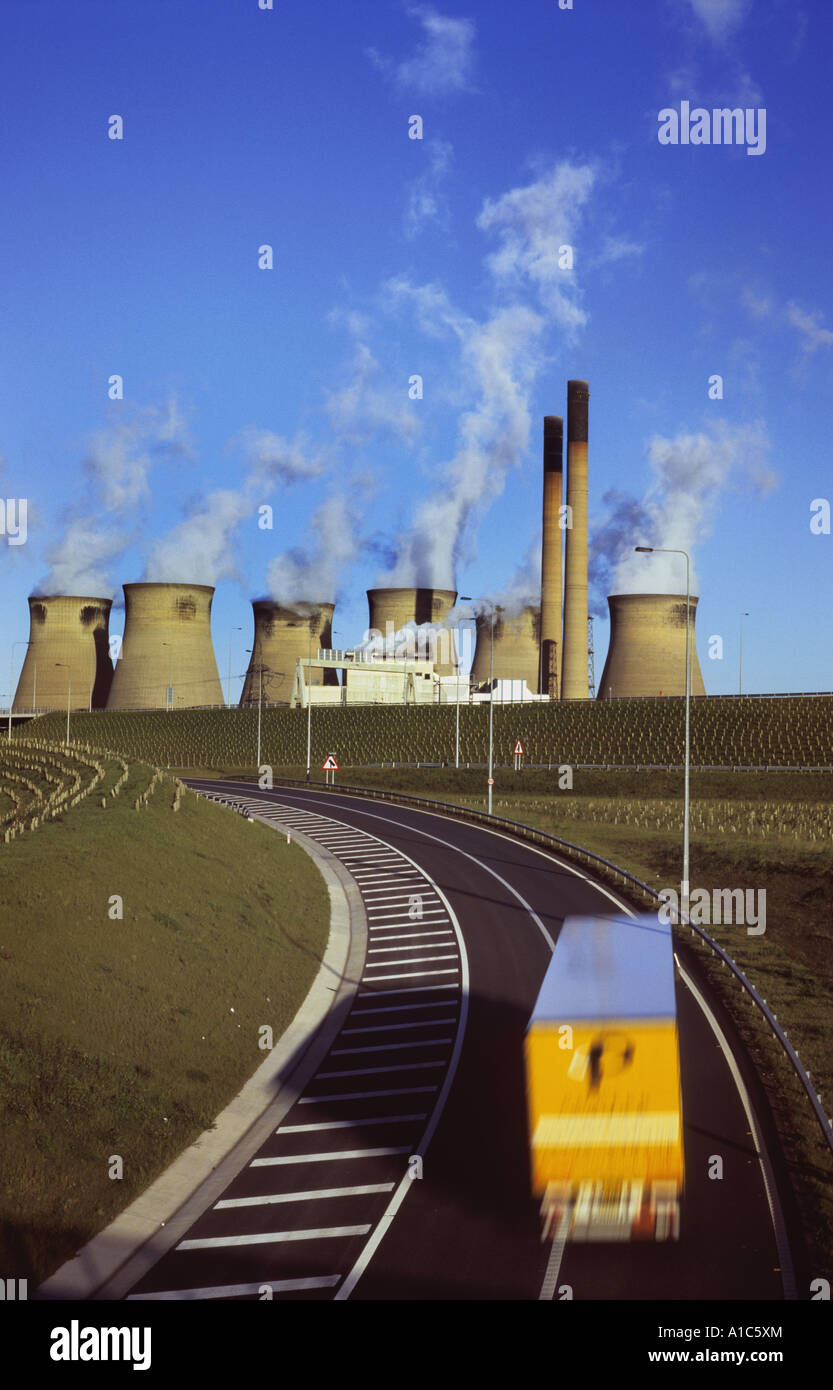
0;750;329;1285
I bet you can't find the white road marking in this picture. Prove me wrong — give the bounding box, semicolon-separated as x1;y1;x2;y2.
356;983;459;999
298;1086;438;1103
368;929;454;942
128;1277;341;1300
214;1184;395;1208
279;1114;427;1132
367;941;454;954
332;1039;451;1056
361;967;459;982
539;1207;572;1301
251;1147;410;1166
177;1226;371;1250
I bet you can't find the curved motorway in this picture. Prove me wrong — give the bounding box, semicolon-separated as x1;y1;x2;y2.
125;780;797;1302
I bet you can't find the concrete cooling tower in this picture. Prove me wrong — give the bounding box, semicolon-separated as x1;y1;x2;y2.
597;594;707;700
539;415;564;697
240;601;337;707
561;380;590;700
470;606;541;691
366;587;458;675
13;595;114;712
107;582;224;710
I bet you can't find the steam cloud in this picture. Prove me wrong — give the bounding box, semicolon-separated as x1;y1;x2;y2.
591;419;776;604
377;159;602;590
267;491;363;604
38;400;190;596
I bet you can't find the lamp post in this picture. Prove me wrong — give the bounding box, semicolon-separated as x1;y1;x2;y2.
306;624;313;782
456;600;476;770
636;546;691;920
227;626;242;709
8;641;31;741
739;612;749;695
461;597;498;814
55;662;72;746
161;642;174;711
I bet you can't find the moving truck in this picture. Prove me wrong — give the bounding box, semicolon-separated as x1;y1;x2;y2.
525;912;684;1242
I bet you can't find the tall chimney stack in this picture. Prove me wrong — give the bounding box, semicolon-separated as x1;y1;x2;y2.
561;379;590;700
539;415;563;696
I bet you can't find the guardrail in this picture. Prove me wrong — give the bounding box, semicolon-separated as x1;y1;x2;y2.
251;773;833;1162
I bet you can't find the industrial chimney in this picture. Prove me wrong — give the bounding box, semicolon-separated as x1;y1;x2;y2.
240;601;337;707
13;595;114;712
561;380;590;700
366;587;458;676
597;594;707;699
539;415;564;697
470;605;541;693
107;582;224;710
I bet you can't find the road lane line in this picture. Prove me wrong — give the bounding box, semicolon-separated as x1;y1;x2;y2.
251;1147;411;1166
341;1018;457;1035
316;1061;446;1078
177;1226;371;1250
215;1184;395;1208
128;1277;341;1300
298;1086;438;1103
279;1114;427;1131
332;1040;451;1055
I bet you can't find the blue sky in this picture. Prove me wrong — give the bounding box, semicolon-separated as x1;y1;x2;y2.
1;0;831;699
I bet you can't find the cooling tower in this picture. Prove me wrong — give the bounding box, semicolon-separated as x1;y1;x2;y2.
597;594;706;700
240;601;337;707
366;587;458;675
107;582;224;710
13;595;114;712
470;606;541;691
561;380;590;700
539;414;564;697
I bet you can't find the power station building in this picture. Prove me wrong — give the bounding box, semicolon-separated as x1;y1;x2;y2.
107;582;224;710
13;595;114;712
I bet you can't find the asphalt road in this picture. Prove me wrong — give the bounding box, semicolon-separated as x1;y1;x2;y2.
123;780;794;1301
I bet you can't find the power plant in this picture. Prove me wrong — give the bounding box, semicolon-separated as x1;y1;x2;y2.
240;601;337;707
560;380;590;700
13;595;113;712
470;605;541;693
366;587;458;676
6;379;709;716
107;582;225;710
597;594;706;700
539;414;563;697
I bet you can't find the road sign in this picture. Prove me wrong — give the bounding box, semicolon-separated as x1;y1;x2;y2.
322;754;339;770
487;777;495;785
513;739;525;756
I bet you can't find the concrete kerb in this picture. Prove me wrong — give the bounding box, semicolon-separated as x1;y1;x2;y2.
36;814;368;1302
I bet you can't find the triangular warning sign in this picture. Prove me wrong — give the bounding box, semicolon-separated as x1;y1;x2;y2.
322;754;339;770
513;739;524;756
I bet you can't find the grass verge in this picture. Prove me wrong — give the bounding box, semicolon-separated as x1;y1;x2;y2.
0;758;330;1285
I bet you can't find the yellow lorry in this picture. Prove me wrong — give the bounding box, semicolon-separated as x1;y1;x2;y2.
525;912;684;1242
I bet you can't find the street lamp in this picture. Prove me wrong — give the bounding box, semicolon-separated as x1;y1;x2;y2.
739;613;749;695
161;642;174;711
462;597;499;814
456;599;476;770
306;621;314;782
636;545;691;920
55;662;72;746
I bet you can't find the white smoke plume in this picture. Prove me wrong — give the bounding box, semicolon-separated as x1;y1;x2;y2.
324;341;421;448
488;534;542;615
376;159;601;589
38;400;191;596
599;419;776;598
143;429;325;586
378;293;545;588
266;491;363;604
